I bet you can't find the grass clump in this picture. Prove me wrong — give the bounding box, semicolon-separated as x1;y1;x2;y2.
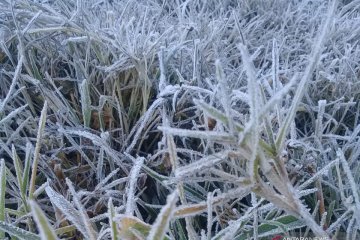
1;0;360;239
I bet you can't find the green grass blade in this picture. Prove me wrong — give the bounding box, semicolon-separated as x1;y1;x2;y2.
29;101;48;199
108;198;118;240
12;145;25;199
29;200;59;240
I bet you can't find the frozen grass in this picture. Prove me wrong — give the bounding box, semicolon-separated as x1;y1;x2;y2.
0;0;360;239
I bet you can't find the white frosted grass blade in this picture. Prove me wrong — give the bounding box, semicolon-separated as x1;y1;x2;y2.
158;126;236;143
61;36;88;45
147;190;178;240
66;179;97;240
181;85;214;96
0;221;40;240
79;79;92;128
271;38;281;93
163;113;178;173
212;199;264;240
315;100;327;139
238;44;259;123
0;55;23;113
0;159;5;239
298;159;339;190
21;10;42;35
174;151;230;179
174;186;252;219
346;217;356;239
59;131;96;170
97;148;104;181
45;186;88;238
320;212;327;229
12;145;28;201
103;178;129;190
275;0;337;151
29;200;59;240
125;97;165;153
58;128;125;171
94;168;120;191
215;60;234;134
29;101;47;199
338;149;360;226
0;104;28;126
167;133;178;173
125;157;145;216
238;43;260;180
231;90;249;104
192;39;200;81
58;128;105;147
326;208;352;233
194;99;244;132
158;85;181;98
158;46;166;91
207;192;215;240
108;198;118;240
22;142;32;196
258;74;298;119
33;181;50;199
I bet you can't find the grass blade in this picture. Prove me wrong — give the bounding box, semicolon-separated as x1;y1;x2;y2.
125;156;145;216
0;220;40;240
22;142;32;200
29;101;48;199
79;79;92;128
65;178;97;240
116;215;169;240
147;190;178;240
108;198;118;240
45;186;88;238
275;0;337;151
29;200;59;240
